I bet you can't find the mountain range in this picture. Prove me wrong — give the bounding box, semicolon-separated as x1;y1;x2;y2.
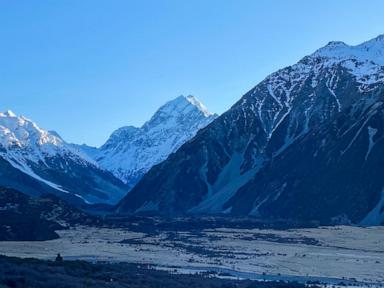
116;34;384;225
0;95;216;205
2;34;384;226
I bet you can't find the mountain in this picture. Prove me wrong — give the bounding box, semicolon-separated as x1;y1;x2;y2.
0;111;127;205
117;34;384;225
80;95;217;189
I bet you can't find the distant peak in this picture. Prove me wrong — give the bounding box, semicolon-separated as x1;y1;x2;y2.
0;110;17;117
152;95;214;119
184;95;213;117
325;41;348;48
309;34;384;66
139;95;216;130
312;41;350;56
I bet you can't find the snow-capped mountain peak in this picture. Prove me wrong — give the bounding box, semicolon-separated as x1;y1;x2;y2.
0;110;17;117
0;111;128;204
144;95;214;128
185;95;213;117
166;95;211;114
85;95;217;187
0;110;63;150
311;34;384;65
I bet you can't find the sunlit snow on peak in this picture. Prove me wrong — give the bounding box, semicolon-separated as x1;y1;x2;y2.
0;110;17;118
185;95;214;117
311;34;384;66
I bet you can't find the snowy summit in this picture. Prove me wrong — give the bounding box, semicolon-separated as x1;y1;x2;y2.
81;95;218;188
0;110;127;204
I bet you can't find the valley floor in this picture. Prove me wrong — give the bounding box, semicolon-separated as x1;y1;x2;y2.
0;224;383;287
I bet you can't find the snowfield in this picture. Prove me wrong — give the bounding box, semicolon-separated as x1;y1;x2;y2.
0;225;383;286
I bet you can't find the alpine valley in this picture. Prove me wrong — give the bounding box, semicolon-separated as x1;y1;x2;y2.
2;35;384;226
2;34;384;288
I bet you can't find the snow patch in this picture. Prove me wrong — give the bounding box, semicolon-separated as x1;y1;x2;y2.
136;201;159;213
365;126;378;160
360;190;384;226
190;153;262;214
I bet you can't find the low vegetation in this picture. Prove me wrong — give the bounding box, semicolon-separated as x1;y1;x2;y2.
0;255;318;288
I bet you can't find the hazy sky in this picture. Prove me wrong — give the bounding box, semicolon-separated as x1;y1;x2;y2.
1;0;383;146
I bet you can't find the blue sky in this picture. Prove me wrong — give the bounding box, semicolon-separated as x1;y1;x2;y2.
1;0;383;146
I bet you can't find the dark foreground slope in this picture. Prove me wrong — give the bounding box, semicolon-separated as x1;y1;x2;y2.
0;187;101;241
117;35;384;225
0;255;318;288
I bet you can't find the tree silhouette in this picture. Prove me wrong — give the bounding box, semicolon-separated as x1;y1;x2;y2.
55;253;63;262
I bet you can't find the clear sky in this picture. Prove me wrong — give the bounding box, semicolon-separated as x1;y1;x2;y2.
1;0;383;146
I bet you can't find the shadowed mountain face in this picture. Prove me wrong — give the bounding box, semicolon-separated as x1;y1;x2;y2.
117;35;384;225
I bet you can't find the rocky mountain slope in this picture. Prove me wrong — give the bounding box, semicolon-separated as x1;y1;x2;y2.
0;111;127;205
117;35;384;225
